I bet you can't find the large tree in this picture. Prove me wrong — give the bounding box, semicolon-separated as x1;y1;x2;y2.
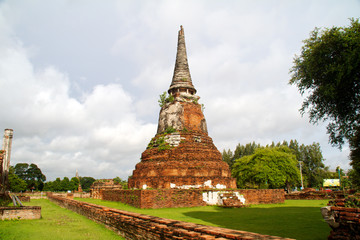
289;19;360;175
223;140;330;188
80;177;96;192
8;166;27;192
13;163;46;191
232;146;300;190
288;141;330;188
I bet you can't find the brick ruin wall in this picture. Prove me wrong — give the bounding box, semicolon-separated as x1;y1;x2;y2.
47;193;292;240
102;189;206;209
285;191;349;200
322;198;360;240
235;189;285;204
327;206;360;240
101;189;285;209
0;206;41;220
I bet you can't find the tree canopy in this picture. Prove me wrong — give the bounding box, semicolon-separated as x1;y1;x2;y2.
13;163;46;191
290;18;360;148
232;146;300;190
80;177;96;192
8;166;27;192
223;140;330;188
290;18;360;182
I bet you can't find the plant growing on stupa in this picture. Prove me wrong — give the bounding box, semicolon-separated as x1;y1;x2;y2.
158;92;175;107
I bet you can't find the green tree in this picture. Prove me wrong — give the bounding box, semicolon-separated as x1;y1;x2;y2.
13;163;46;191
349;126;360;187
80;177;96;192
225;140;330;188
285;140;331;188
348;169;360;189
13;163;29;180
300;143;328;188
232;146;300;190
289;18;360;175
53;178;62;191
8;166;27;192
113;177;128;189
231;142;260;163
70;177;80;191
61;177;71;191
43;181;53;191
222;149;233;167
27;163;46;190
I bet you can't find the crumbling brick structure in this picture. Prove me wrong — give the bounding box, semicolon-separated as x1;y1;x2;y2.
90;179;123;199
0;206;41;220
101;189;284;209
128;26;236;190
322;198;360;240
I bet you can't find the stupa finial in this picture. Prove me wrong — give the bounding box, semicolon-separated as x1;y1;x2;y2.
168;26;196;95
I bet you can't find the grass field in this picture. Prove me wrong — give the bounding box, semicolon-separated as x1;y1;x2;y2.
1;198;331;240
0;199;123;240
75;198;331;240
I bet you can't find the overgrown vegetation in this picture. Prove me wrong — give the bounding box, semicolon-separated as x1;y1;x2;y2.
328;195;360;208
289;18;360;186
165;126;176;134
113;177;128;189
158;91;174;107
147;136;171;151
344;196;360;208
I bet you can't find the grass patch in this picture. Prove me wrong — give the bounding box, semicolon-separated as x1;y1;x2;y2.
75;198;330;240
0;199;123;240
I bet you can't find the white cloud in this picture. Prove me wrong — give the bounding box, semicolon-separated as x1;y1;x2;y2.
0;7;157;180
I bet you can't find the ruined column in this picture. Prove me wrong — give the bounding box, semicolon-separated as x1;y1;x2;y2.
1;129;13;192
75;169;82;192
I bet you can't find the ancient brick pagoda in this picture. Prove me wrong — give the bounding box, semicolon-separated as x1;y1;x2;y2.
128;26;236;190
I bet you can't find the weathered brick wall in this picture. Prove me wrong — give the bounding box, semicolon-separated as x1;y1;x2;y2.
322;198;360;240
328;206;360;240
0;206;41;220
48;193;292;240
103;189;142;208
102;189;284;209
235;189;285;204
17;195;30;202
285;191;346;200
103;189;206;209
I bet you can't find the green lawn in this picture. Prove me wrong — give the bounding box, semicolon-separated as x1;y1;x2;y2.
75;198;331;240
0;199;123;240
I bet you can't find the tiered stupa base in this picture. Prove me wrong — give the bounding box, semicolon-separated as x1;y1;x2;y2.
128;131;236;189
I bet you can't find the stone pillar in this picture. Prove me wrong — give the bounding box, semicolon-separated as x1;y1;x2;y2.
1;129;13;192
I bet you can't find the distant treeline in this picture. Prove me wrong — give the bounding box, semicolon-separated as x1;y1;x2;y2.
222;140;353;189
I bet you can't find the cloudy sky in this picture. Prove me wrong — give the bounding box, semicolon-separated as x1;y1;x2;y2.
0;0;359;181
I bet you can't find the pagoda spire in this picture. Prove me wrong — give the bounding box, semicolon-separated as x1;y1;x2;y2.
168;25;197;95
